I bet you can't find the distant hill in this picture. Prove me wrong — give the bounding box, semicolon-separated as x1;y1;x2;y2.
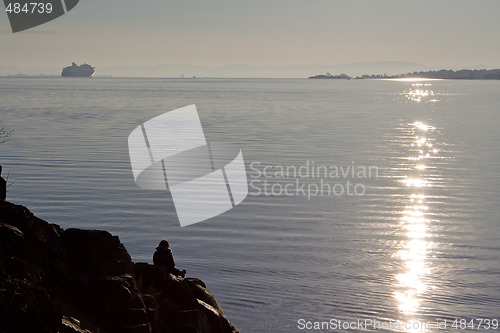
92;62;430;78
0;61;431;78
2;63;500;79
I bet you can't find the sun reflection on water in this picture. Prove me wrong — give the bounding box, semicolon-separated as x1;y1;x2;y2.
393;120;440;332
400;83;440;103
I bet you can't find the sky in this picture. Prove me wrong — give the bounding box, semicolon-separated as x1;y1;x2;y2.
1;0;500;72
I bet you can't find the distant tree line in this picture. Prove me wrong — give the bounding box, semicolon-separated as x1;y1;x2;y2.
354;74;392;79
398;69;500;80
309;69;500;80
308;72;351;79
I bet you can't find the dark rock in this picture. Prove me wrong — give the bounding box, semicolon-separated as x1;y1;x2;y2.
60;317;93;333
62;228;134;276
0;165;6;201
0;280;61;333
0;200;239;333
185;278;224;314
176;309;210;333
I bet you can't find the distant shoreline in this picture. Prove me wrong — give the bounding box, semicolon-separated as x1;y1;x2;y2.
2;69;500;80
309;69;500;80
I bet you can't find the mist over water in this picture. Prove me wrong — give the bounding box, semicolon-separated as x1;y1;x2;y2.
1;78;499;332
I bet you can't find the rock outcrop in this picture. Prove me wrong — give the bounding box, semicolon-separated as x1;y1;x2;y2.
0;200;238;333
0;166;6;201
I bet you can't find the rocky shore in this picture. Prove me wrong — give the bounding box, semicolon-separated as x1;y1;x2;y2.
0;200;239;333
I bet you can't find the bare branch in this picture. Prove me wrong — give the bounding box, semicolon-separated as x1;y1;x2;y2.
0;123;13;144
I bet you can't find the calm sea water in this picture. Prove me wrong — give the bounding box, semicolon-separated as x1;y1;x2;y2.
1;78;499;332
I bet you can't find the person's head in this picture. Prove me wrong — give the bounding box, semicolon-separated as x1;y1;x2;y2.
159;240;169;248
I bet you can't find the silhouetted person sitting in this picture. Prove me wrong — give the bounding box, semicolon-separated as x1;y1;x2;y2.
0;166;6;201
153;240;186;278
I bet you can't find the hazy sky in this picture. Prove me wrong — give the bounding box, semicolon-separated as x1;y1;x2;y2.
1;0;499;68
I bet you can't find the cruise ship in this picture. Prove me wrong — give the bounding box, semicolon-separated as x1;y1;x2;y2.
61;63;95;77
